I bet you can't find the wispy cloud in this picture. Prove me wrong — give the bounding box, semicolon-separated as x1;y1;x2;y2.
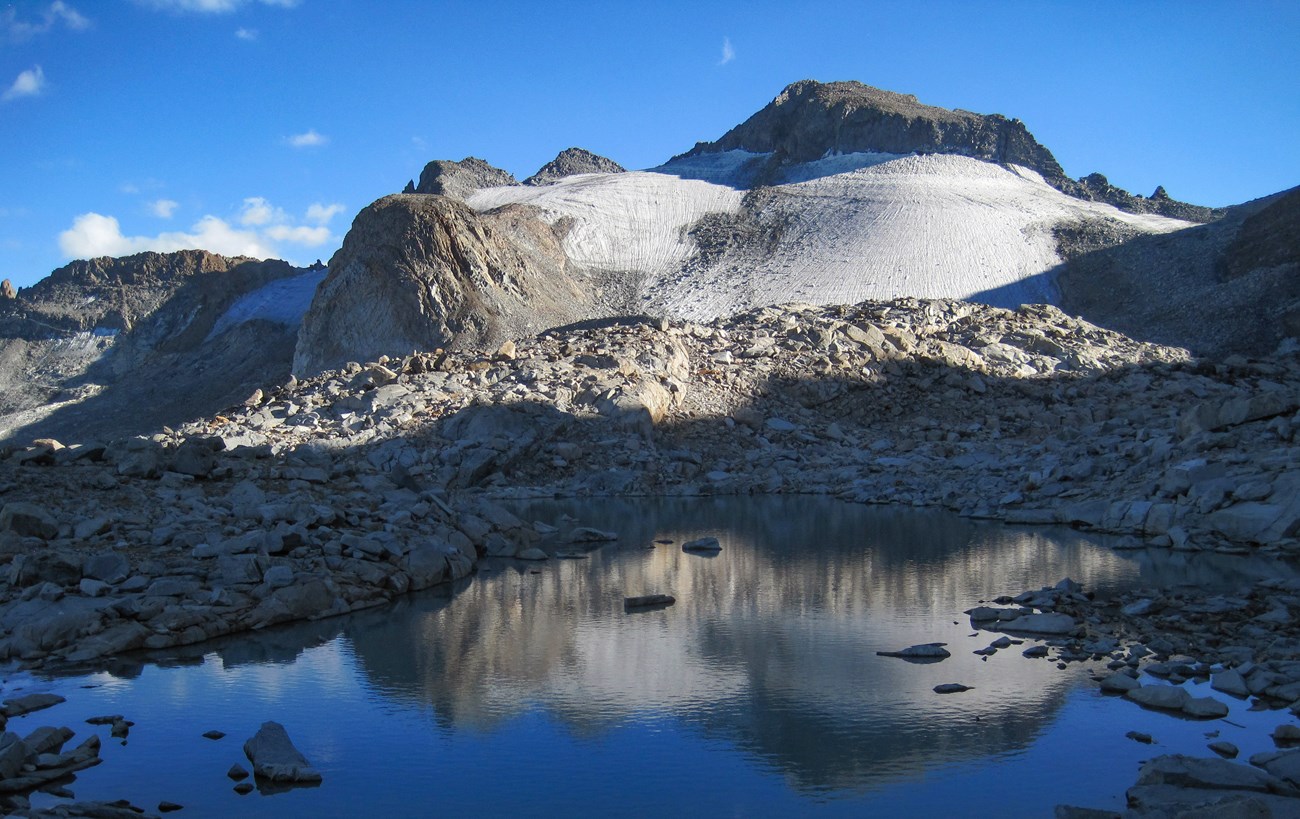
718;36;735;66
2;2;90;42
137;0;299;13
305;202;344;224
235;26;257;40
285;129;328;148
3;67;47;102
59;198;338;263
150;199;180;218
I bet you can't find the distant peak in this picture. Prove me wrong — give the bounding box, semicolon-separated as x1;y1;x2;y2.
524;147;625;186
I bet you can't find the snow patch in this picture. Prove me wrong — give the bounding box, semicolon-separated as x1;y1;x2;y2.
469;171;745;277
778;151;903;184
649;149;769;186
207;269;325;341
467;152;1192;324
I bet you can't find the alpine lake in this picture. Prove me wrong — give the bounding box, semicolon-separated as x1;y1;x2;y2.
8;496;1299;818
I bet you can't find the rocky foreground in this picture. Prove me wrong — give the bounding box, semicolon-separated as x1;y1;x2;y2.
4;297;1300;813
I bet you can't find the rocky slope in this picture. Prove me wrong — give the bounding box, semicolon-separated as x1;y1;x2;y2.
8;296;1300;668
1057;185;1300;356
0;251;321;445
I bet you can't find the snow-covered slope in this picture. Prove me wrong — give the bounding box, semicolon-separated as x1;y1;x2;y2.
467;163;747;279
465;152;1192;322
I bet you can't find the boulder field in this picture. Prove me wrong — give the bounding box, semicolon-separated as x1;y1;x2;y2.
2;296;1300;673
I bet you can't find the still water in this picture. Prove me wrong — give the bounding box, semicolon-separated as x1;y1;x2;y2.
9;497;1298;817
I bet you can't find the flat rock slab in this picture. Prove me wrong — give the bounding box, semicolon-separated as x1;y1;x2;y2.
1099;672;1141;693
1182;695;1230;719
243;721;322;783
624;594;675;610
1135;754;1292;795
1251;748;1300;788
681;537;722;553
2;693;66;718
995;612;1077;635
1125;685;1190;711
876;643;951;662
933;683;973;694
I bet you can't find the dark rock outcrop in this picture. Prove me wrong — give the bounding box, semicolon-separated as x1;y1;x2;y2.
1062;172;1223;223
524;147;625;186
684;79;1067;182
293;194;599;376
414;157;518;200
684;79;1216;222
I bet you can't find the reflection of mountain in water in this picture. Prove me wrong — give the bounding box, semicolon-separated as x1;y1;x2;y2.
341;498;1145;792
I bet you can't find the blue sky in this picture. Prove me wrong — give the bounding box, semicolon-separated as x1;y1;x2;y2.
1;0;1297;289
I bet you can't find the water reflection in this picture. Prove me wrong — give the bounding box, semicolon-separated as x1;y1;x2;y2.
325;497;1254;794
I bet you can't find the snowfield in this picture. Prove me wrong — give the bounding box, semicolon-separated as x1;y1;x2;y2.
468;168;746;279
207;268;326;341
466;152;1193;321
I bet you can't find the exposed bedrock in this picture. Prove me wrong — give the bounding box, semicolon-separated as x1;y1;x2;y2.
293;194;598;377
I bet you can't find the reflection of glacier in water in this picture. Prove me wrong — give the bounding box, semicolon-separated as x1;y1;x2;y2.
20;497;1300;817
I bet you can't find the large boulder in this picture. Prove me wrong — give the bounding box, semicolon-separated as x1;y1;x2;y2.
242;721;322;783
292;194;597;376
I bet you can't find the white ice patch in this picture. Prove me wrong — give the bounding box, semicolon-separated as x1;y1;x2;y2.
777;151;903;184
469;170;746;277
648;149;769;186
207;268;325;341
648;155;1194;320
467;151;1192;324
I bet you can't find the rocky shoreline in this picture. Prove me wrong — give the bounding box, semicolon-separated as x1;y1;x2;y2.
3;297;1300;813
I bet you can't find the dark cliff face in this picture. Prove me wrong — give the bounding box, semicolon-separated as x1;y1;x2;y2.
686;80;1068;183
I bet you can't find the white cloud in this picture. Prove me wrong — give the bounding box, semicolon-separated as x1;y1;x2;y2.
3;66;46;101
59;197;341;262
137;0;299;13
2;2;89;42
266;224;331;245
235;26;257;40
59;213;277;259
719;36;735;66
150;199;180;218
238;196;284;227
305;202;344;224
286;129;327;148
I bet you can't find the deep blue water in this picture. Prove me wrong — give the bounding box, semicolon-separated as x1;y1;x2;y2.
6;497;1296;818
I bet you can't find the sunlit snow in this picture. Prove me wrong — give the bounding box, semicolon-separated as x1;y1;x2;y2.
466;152;1193;322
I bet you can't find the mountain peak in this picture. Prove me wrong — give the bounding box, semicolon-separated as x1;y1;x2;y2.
524;147;625;186
689;79;1066;184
